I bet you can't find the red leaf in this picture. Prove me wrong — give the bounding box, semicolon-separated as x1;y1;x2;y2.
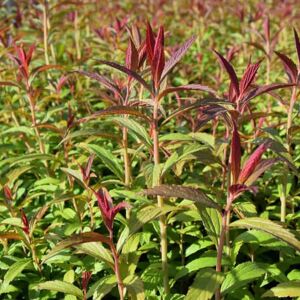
126;38;139;71
242;83;294;104
230;122;241;184
229;184;258;200
213;50;240;98
244;158;280;186
152;26;165;89
275;51;297;83
146;22;155;64
160;35;196;82
293;28;300;66
3;185;13;201
158;84;216;101
239;62;261;98
77;105;150;123
96;60;152;93
21;209;29;235
263;17;270;43
238;143;268;184
76;70;122;98
111;201;131;221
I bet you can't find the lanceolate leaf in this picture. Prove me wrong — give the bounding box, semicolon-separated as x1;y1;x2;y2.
158;84;216;100
143;184;221;210
152;26;165;88
185;268;224;300
275;51;297;83
262;281;300;298
293;28;300;66
76;70;122;98
35;281;83;298
0;259;32;294
77;106;150;123
244;158;280;186
242;83;294;103
230;217;300;251
161;98;231;126
96;60;152;93
221;262;266;295
239;62;260;97
160;35;196;82
112;116;153;149
43;232;111;262
213;50;239;97
79;143;125;181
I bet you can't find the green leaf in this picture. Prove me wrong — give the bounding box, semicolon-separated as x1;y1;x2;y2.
87;275;117;299
0;258;32;294
124;275;145;300
75;242;114;267
198;207;222;247
221;262;266;295
111;116;152;149
262;281;300;297
0;153;57;168
185;268;224;300
79;143;124;180
161;144;206;176
143;185;221;210
43;232;110;262
35;280;83;298
175;250;230;280
230;217;300;251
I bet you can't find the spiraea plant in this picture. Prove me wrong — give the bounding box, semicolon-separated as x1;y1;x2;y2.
0;2;300;300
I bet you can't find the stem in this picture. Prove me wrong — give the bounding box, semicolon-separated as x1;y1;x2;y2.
153;99;170;294
43;1;50;65
74;11;81;60
109;231;124;300
215;200;232;300
123;126;131;187
287;85;297;154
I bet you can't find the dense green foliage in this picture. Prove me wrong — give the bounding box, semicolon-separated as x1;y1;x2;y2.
0;1;300;299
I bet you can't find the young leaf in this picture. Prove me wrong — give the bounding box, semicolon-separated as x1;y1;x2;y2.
275;51;297;83
213;50;239;97
293;28;300;66
152;26;165;88
239;62;260;98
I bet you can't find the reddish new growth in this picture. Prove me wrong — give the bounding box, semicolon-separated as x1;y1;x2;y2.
82;271;92;300
146;22;165;91
94;187;130;235
9;44;35;89
21;209;30;235
229;126;275;200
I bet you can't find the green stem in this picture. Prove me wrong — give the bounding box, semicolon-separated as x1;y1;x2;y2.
153;99;170;294
215;199;232;300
